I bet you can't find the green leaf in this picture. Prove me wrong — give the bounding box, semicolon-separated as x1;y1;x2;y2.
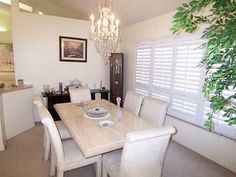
177;6;185;11
174;11;186;19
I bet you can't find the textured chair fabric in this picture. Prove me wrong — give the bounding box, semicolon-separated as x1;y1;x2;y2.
38;106;101;177
33;95;72;161
33;95;50;160
55;121;72;140
139;96;169;126
123;91;144;116
33;95;45;107
33;95;44;122
69;88;91;103
103;150;122;177
102;126;176;177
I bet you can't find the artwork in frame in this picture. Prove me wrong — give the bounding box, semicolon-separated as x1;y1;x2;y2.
59;36;87;62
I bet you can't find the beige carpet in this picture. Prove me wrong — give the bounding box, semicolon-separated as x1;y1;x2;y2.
0;125;235;177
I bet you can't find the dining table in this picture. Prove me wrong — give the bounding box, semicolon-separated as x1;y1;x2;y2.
54;99;157;158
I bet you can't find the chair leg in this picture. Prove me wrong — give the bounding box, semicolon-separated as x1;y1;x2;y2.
50;154;56;176
43;132;46;148
57;169;64;177
102;163;107;177
96;160;101;177
43;126;48;148
44;139;50;161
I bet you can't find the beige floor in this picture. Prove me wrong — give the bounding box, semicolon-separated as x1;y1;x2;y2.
0;125;235;177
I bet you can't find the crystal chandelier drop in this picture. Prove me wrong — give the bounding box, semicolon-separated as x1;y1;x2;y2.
90;0;120;64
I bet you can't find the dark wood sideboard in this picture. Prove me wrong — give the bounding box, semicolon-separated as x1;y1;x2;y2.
42;89;110;121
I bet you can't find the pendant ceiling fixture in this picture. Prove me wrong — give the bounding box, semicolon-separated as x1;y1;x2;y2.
90;0;120;64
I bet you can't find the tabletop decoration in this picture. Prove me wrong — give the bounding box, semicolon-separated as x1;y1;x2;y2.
83;104;110;119
99;120;115;128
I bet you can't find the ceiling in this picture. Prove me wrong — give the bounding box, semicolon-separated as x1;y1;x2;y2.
1;0;191;26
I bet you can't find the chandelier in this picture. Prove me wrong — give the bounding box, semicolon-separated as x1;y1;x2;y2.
90;0;120;64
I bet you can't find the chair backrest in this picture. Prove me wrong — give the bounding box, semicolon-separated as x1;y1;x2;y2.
33;95;44;107
33;95;45;122
123;91;144;116
120;126;176;177
69;88;91;103
139;97;169;126
38;106;64;165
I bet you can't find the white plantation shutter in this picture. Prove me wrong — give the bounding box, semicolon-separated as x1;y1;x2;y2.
169;40;204;123
150;42;174;103
135;36;236;139
152;43;174;89
174;42;203;94
135;43;152;85
135;42;152;96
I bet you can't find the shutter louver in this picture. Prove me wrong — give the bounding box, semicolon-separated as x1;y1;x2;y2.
172;98;197;116
152;91;170;102
135;88;149;96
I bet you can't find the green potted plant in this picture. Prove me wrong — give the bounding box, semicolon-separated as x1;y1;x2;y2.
171;0;236;130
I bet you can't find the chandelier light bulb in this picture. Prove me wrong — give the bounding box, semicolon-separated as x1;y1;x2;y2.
103;18;109;27
116;19;119;25
111;14;115;24
97;19;101;33
90;14;94;21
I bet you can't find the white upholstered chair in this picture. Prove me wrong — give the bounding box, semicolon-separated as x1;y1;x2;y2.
38;106;102;177
33;95;72;161
69;88;91;103
33;95;45;122
139;96;169;126
102;126;176;177
123;91;144;116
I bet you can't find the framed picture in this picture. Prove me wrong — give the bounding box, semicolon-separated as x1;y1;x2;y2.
59;36;87;62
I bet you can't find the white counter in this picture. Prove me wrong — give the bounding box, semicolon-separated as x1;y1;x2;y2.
0;85;35;151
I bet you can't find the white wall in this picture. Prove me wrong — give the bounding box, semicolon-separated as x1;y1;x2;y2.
121;11;236;173
166;116;236;173
12;11;109;94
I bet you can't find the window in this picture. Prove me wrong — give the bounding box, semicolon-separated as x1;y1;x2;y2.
135;36;236;139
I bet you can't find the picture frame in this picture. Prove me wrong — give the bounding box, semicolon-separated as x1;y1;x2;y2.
59;36;87;62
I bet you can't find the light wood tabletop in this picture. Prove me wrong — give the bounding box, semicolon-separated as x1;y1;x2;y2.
54;99;157;158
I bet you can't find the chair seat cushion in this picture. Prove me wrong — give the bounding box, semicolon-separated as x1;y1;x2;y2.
103;149;122;177
63;139;85;164
55;121;72;139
